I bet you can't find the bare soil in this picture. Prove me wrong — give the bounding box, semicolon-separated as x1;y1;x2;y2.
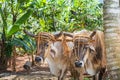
0;55;71;80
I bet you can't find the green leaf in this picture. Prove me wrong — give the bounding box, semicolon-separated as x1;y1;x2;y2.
22;35;36;52
6;9;33;38
40;18;45;28
0;7;7;35
5;42;12;57
11;37;31;51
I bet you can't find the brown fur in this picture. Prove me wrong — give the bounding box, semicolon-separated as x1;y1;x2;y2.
93;31;106;68
86;30;106;70
61;34;71;57
35;32;56;55
73;30;106;80
35;32;80;80
61;34;81;79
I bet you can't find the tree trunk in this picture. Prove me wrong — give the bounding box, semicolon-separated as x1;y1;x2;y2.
103;0;120;79
31;52;35;66
12;46;16;72
0;38;7;71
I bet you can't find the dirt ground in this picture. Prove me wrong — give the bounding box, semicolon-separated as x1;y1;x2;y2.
0;55;71;80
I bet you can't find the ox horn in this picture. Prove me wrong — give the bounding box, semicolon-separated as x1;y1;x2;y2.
54;31;63;39
23;29;36;37
63;32;73;38
90;30;96;38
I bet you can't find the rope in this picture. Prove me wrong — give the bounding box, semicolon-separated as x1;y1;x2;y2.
73;34;93;60
35;32;56;55
61;34;71;57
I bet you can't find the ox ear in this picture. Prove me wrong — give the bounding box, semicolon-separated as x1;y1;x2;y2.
50;49;56;58
89;45;96;53
90;30;96;38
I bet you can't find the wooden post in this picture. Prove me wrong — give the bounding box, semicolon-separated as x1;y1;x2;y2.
12;46;16;72
31;52;35;66
23;61;32;74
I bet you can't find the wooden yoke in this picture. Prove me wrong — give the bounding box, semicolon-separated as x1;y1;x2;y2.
61;34;71;57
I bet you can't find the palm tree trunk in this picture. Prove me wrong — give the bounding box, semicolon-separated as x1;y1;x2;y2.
103;0;120;79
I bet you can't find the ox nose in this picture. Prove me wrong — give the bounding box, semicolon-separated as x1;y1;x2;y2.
35;57;42;62
75;61;84;67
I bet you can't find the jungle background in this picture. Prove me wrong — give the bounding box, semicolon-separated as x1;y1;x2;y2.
0;0;120;80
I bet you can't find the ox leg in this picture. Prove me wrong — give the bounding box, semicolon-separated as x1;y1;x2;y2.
58;69;67;80
93;75;97;80
58;70;62;80
73;71;79;80
79;73;84;80
79;69;84;80
70;69;79;80
98;68;106;80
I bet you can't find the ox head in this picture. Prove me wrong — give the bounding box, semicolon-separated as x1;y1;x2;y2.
24;30;62;64
35;39;49;63
73;30;96;68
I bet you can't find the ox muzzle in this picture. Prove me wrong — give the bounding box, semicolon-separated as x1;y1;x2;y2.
75;60;84;68
35;56;43;63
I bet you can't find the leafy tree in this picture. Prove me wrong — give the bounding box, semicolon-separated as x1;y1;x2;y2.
0;0;33;70
25;0;102;33
0;0;102;70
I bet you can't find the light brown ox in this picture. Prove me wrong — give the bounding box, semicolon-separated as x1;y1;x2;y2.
24;30;80;80
70;29;107;80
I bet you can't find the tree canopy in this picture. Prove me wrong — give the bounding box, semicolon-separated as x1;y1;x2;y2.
0;0;103;62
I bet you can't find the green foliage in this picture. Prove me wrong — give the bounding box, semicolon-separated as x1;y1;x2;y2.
5;41;12;57
70;0;103;31
0;0;103;57
6;9;33;38
70;77;90;80
0;0;34;57
21;35;36;53
0;8;7;31
25;0;103;32
84;78;90;80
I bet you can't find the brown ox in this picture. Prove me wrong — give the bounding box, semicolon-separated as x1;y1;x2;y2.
72;29;106;80
24;30;80;80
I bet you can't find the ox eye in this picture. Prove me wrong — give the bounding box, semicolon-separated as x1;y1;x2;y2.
73;49;75;53
44;42;48;47
74;46;78;49
84;46;87;49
